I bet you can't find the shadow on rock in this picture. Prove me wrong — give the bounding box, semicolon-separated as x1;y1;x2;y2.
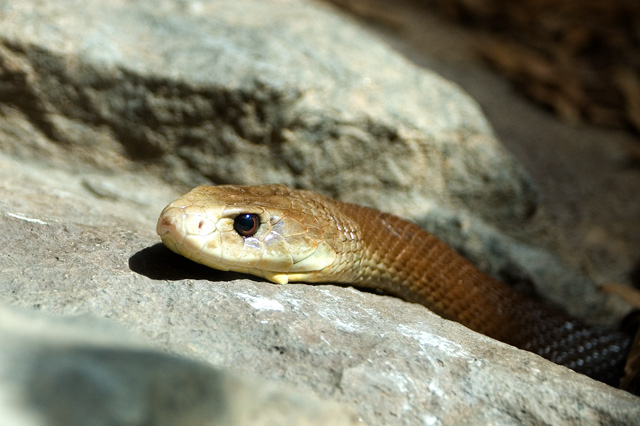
129;243;248;282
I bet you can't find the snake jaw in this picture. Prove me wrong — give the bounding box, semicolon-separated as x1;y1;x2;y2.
287;241;337;274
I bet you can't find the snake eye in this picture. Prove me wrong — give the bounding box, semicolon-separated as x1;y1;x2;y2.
233;213;260;237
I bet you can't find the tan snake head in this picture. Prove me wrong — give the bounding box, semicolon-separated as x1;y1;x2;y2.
156;185;359;284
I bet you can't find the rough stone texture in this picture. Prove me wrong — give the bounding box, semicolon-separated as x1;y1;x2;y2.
0;306;359;426
1;154;639;425
1;0;639;424
0;0;537;224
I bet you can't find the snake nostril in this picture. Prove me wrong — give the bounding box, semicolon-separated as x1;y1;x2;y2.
193;218;215;235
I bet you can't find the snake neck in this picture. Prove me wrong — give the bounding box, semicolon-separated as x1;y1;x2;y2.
330;201;631;386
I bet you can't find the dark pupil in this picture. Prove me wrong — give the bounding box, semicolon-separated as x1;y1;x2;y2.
233;214;259;237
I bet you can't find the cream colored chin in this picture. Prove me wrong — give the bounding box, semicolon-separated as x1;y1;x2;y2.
158;232;224;269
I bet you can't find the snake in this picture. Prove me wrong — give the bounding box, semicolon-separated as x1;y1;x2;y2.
156;184;637;391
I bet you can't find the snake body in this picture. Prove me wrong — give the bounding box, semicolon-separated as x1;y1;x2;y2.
157;184;633;388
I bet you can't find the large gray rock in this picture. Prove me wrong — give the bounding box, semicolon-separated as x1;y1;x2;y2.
0;152;638;425
0;0;536;225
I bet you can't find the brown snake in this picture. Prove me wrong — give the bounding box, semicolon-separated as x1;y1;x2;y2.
157;184;637;391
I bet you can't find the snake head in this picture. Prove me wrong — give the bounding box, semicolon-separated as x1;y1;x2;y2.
156;185;340;284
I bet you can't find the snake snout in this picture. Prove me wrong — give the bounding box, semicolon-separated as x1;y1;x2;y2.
156;214;179;240
157;209;217;240
156;208;221;261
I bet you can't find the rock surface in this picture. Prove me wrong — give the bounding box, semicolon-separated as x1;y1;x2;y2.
0;153;638;424
1;0;639;425
329;0;640;290
0;0;536;224
0;306;358;426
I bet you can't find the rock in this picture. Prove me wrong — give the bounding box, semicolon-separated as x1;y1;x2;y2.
0;305;358;426
0;152;638;425
0;0;536;225
0;0;638;424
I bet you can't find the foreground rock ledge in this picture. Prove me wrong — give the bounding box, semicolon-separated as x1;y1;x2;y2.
0;152;638;425
0;306;359;426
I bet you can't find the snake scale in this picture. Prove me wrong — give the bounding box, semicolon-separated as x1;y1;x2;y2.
157;184;637;391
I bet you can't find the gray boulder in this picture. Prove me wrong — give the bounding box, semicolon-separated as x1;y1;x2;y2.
0;0;536;224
